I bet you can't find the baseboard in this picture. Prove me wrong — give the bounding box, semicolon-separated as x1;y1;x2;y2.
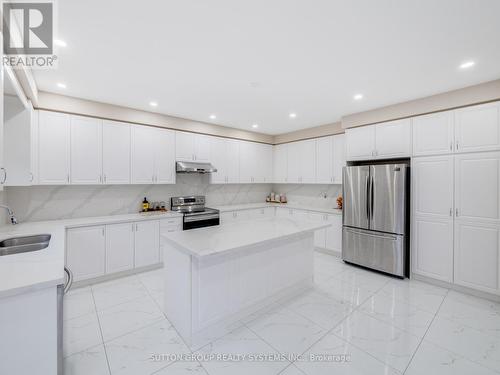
315;247;341;258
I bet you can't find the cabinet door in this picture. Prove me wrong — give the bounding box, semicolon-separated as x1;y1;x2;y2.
454;220;500;294
194;134;210;162
38;111;71;184
238;141;256;183
131;125;155;184
412;156;454;219
345;126;375;160
260;144;273;183
332;134;345;184
412;216;453;282
102;120;130;184
300;139;317;183
308;212;326;248
455;152;500;222
175;131;194;161
155;128;176;184
209;137;227;184
134;220;160;268
220;211;236;224
286;142;301;183
325;214;342;253
316;137;333;184
273;144;288;183
226;139;240;183
66;226;105;281
375;119;412;158
413;111;454;156
70;116;102;184
455;103;500;153
106;223;135;273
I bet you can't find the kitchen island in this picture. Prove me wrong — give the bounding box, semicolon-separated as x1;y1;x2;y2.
161;216;329;346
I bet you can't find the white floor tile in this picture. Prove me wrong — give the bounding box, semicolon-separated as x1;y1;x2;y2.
196;325;289;375
331;268;391;291
153;361;208;375
63;344;110;375
105;320;190;375
438;291;500;339
332;310;420;372
280;290;353;329
378;279;448;314
296;333;401;375
138;268;165;294
98;295;165;342
278;364;306;375
92;275;149;311
246;306;328;355
425;316;500;373
358;293;434;338
63;312;103;357
405;341;499;375
314;277;376;307
64;286;96;320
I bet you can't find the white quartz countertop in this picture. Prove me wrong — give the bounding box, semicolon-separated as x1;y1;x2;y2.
162;216;330;257
213;202;343;215
0;211;183;298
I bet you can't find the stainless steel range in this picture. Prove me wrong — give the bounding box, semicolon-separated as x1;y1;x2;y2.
170;196;220;230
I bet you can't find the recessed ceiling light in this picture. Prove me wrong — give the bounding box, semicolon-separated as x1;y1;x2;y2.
56;82;66;89
353;94;364;100
289;113;297;118
459;61;475;70
209;114;216;120
149;101;158;107
252;124;259;129
54;39;67;47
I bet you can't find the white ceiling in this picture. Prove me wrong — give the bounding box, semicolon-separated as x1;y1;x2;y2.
34;0;500;135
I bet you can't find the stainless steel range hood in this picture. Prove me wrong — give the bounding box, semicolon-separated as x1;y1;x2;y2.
176;161;217;174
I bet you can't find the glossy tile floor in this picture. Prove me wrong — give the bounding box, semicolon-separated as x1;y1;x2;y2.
63;252;500;375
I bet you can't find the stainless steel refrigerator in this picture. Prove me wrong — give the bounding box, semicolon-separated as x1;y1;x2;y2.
342;163;409;277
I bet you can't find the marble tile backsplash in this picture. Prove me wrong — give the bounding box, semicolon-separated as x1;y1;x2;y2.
5;174;272;222
272;184;342;210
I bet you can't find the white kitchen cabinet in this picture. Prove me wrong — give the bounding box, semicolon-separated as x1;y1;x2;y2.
325;214;342;253
102;120;131;184
154;128;176;184
316;136;333;184
412;156;454;218
454;102;500;154
454;152;500;222
38;110;71;185
273;144;287;183
66;225;106;281
238;141;267;183
345;125;376;160
287;140;316;183
454;220;500;294
106;222;135;273
131;125;156;184
412;111;454;156
286;142;301;183
175;131;210;162
258;143;273;183
332;134;345;184
134;220;160;268
70;115;102;185
375;119;412;158
210;137;239;184
308;212;326;248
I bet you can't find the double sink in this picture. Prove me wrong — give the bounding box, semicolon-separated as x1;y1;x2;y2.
0;234;51;256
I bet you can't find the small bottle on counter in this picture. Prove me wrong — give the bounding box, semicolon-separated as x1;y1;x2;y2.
142;197;150;212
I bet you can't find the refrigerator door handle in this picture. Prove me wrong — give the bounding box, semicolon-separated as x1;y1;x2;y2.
370;175;374;223
345;227;398;241
365;175;370;221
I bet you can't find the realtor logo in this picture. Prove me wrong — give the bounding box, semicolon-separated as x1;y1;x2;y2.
3;2;53;54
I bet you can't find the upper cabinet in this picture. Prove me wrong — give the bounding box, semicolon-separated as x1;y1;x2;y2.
102;120;131;184
345;125;376;160
273;144;287;183
154;128;176;184
70;115;103;185
413;111;454;156
239;141;271;183
332;134;345;184
175;131;210;162
454;102;500;154
287;139;316;183
209;137;240;184
315;136;333;184
38;111;71;185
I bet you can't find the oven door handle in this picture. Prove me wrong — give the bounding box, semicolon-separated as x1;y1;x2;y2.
184;214;220;222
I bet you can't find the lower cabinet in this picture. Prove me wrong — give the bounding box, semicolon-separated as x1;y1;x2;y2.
308;212;342;253
66;225;106;282
106;222;135;273
134;220;160;268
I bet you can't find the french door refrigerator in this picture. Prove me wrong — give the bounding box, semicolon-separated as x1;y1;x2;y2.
342;163;409;277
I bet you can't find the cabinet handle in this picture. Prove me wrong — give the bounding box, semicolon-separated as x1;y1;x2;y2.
29;172;34;183
98;175;102;183
102;228;105;236
450;142;453;151
0;168;6;184
456;141;459;151
67;174;70;183
103;175;107;183
449;208;452;217
455;208;459;217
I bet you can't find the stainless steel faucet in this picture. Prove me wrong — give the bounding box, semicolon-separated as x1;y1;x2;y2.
0;205;18;225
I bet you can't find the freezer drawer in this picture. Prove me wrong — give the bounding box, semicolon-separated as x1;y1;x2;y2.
342;227;405;277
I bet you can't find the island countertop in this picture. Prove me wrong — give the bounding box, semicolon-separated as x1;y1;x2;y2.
162;216;330;257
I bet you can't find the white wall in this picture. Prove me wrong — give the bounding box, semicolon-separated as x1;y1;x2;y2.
5;175;271;222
